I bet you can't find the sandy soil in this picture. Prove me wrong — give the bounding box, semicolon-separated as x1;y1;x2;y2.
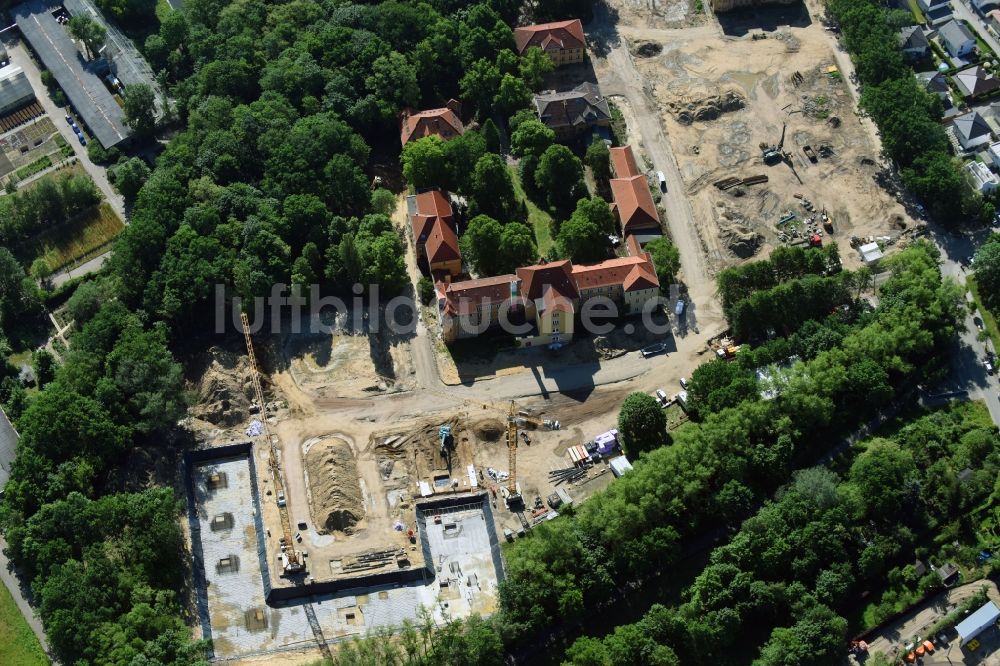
597;1;923;272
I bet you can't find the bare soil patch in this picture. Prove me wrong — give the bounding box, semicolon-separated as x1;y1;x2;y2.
304;435;365;535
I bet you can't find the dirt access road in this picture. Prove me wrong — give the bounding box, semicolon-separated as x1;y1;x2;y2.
589;8;722;326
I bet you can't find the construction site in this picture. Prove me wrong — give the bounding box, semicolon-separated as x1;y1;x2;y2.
184;315;620;663
600;0;925;273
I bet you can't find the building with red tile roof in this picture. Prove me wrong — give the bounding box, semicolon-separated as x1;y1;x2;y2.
514;19;586;66
399;99;464;146
610;175;660;235
609;145;640;178
516;260;579;303
408;189;462;277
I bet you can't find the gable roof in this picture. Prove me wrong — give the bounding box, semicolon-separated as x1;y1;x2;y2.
954;65;1000;97
939;19;975;48
916;70;949;94
514;19;586;55
534;82;611;131
610;175;660;233
443;274;517;316
899;25;929;51
954;110;992;141
516;260;579;302
425;217;460;265
400;103;464;146
571;254;660;292
410;189;453;244
610;145;641;178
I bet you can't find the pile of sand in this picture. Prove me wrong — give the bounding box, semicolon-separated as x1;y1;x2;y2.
667;90;745;125
189;347;258;426
305;438;365;534
717;207;763;258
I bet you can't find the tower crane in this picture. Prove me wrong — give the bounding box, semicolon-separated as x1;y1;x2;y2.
240;312;306;575
423;389;559;510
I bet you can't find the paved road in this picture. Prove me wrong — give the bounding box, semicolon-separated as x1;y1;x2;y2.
587;8;722;327
932;225;1000;426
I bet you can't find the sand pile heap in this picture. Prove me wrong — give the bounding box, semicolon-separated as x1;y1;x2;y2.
190;347;258;426
667;90;745;125
305;437;365;534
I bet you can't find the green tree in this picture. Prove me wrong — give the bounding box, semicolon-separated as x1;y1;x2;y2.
402;136;449;190
482;118;502;154
460;214;504;275
371;188;397;216
973;233;1000;312
645;237;681;286
511;119;555;159
498;222;537;273
65;280;105;324
460;58;502;116
494;73;532;118
585;137;611;188
68;15;106;60
535;144;586;214
123;83;157;138
520;46;554;91
110;157;151;199
469;153;518;221
32;349;57;389
365;51;420;112
616;392;667;456
418;276;436;305
571;197;616;235
557;214;606;264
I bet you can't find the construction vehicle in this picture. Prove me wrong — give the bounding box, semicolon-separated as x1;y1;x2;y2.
761;123;787;165
439;424;452;455
803;145;817;163
240;312;306;576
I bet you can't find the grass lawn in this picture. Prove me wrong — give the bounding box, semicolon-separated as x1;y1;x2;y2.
508;164;555;257
0;583;47;666
906;0;926;23
33;203;125;273
967;276;1000;354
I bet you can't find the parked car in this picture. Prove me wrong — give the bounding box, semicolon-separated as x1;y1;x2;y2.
675;300;685;317
655;389;668;405
77;134;86;146
679;377;689;389
657;171;667;192
640;343;667;358
986;358;995;375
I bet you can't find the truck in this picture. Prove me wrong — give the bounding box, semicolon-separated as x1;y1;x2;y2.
657;171;667;192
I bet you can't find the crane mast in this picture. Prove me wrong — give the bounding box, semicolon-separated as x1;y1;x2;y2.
240;312;305;575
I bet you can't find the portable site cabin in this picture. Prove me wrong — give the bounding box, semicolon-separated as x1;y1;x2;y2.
956;601;1000;646
609;456;633;478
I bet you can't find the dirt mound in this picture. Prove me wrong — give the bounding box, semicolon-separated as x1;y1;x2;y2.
189;347;258;426
668;90;745;125
473;419;505;443
305;437;365;535
632;41;662;58
720;224;764;258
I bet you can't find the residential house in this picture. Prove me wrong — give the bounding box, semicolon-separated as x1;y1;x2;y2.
438;274;520;342
972;0;1000;16
918;0;949;15
399;99;464;146
609;146;661;239
514;19;586;66
953;65;1000;98
966;160;999;193
953;110;994;151
516;260;579;346
926;4;955;27
916;70;950;98
572;254;659;315
437;247;661;345
533;82;611;139
988;9;1000;33
939;20;977;59
899;26;930;61
987;140;1000;168
408;189;462;277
